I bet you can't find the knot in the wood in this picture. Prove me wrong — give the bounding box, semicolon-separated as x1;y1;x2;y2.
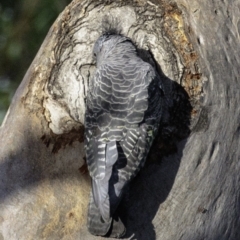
43;0;203;143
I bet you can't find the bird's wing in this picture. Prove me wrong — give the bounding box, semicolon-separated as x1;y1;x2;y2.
85;59;162;235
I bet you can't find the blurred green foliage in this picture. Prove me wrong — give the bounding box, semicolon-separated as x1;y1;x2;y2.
0;0;71;123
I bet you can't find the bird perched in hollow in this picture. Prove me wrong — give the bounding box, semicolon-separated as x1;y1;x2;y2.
84;31;164;237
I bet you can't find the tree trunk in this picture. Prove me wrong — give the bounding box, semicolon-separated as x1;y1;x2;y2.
0;0;239;239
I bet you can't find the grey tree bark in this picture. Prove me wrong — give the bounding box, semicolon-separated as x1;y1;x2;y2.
0;0;239;240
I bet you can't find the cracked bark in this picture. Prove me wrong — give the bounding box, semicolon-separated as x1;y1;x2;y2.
0;0;239;240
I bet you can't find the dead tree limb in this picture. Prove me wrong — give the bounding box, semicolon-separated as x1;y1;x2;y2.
0;0;239;239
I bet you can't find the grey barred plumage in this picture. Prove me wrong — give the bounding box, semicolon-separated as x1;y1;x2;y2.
84;32;164;237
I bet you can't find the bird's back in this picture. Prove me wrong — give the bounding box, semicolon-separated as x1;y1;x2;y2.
85;35;163;237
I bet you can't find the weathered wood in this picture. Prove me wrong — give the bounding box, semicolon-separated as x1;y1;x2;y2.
0;0;239;239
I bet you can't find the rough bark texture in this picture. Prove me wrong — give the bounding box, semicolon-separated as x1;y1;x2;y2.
0;0;239;240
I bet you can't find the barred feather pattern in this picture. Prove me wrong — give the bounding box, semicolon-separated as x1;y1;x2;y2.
85;34;164;237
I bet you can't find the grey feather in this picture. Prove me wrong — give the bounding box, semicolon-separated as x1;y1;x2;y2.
84;33;164;237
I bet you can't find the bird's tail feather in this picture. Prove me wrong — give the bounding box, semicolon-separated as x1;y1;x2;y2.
92;178;110;222
87;192;112;236
87;192;126;237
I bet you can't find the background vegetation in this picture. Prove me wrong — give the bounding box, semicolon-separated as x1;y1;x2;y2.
0;0;71;123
